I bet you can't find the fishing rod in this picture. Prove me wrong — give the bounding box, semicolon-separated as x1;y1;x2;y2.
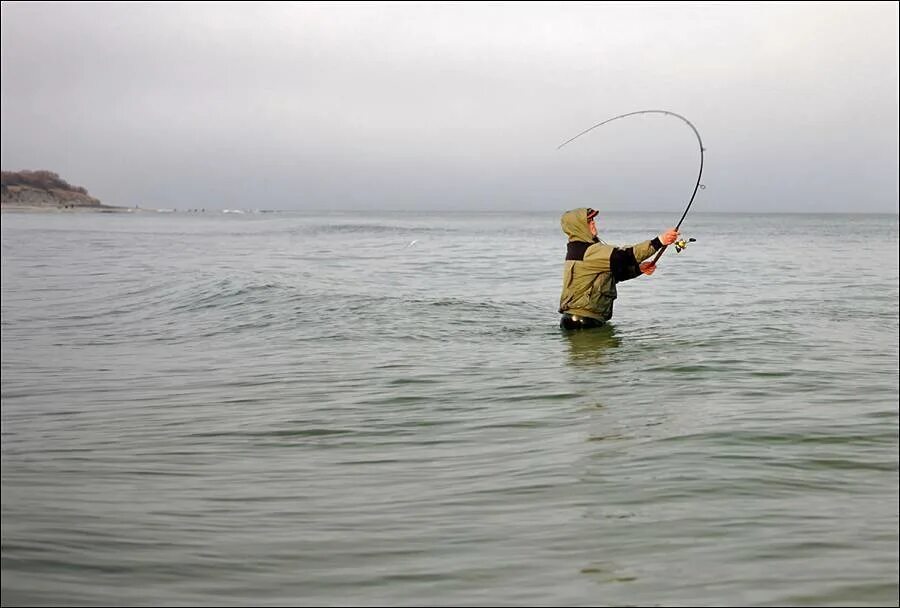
557;109;705;266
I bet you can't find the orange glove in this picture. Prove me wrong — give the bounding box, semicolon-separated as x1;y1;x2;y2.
659;228;680;246
640;262;656;276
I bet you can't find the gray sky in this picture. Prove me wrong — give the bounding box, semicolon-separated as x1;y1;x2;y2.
2;1;898;212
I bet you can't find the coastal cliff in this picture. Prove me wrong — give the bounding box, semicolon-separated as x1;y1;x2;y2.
1;170;123;210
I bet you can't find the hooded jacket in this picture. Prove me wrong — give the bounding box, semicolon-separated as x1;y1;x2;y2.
558;208;663;322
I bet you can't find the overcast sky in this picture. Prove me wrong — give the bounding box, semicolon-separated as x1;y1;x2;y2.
2;1;898;212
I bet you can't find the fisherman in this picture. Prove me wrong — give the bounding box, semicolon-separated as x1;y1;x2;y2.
558;207;679;329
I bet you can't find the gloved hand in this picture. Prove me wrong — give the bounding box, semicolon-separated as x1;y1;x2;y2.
659;228;680;246
640;262;656;276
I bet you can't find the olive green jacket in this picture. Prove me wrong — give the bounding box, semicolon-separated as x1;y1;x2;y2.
558;208;662;322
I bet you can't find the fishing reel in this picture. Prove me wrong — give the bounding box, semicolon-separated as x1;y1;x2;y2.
674;237;696;253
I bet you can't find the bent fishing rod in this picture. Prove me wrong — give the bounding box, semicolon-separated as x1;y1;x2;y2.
557;109;705;266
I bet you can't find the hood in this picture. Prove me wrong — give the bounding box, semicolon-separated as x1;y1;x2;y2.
560;207;596;243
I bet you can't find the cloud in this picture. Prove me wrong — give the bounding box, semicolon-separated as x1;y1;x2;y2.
2;1;897;211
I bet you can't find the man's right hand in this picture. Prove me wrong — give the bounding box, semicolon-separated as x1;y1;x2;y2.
659;228;680;246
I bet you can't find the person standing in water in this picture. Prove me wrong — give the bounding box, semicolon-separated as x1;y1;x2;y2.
558;207;679;330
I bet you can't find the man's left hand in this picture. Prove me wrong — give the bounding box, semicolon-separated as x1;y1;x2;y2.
640;262;656;276
659;228;680;246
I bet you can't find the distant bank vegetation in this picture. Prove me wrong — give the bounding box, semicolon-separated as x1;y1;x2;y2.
1;170;90;194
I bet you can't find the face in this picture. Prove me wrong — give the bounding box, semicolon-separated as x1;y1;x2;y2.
588;218;597;237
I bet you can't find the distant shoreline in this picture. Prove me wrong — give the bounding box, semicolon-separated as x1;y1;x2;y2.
0;203;141;213
2;204;897;216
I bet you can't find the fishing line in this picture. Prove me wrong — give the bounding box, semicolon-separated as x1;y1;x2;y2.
557;109;705;265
